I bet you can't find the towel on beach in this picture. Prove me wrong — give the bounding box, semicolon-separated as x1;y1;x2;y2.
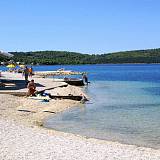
27;95;51;100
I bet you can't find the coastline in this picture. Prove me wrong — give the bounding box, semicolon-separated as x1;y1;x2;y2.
1;94;160;160
1;73;160;159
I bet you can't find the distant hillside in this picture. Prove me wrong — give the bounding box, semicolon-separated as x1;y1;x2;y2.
100;48;160;63
1;48;160;64
11;51;91;65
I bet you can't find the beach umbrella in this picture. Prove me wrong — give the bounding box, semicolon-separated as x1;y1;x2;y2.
6;64;16;68
0;51;13;57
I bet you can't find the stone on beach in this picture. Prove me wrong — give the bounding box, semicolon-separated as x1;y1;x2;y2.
1;117;160;160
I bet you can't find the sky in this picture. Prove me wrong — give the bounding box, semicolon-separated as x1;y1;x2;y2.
0;0;160;54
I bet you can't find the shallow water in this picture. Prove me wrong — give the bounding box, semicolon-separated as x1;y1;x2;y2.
44;80;160;148
42;64;160;149
1;64;160;148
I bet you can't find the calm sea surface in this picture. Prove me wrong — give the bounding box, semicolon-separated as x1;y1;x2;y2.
1;64;160;148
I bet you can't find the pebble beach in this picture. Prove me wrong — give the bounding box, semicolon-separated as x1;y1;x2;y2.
0;73;160;160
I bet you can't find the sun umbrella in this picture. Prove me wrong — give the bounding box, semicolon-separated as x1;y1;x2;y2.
6;64;16;68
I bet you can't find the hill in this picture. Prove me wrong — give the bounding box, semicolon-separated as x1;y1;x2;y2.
1;48;160;64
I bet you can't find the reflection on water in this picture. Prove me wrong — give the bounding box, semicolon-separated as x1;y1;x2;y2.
44;81;160;149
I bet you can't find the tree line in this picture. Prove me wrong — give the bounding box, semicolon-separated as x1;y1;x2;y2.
1;48;160;64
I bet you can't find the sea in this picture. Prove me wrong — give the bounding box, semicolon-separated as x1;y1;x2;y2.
1;64;160;148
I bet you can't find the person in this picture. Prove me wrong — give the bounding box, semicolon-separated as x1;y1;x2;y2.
23;66;29;84
82;74;89;85
80;93;88;103
27;79;36;96
29;66;33;77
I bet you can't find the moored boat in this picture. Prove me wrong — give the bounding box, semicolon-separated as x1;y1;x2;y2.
64;78;84;86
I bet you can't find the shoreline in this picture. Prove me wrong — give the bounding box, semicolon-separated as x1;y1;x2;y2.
1;94;160;159
1;73;160;159
42;106;160;150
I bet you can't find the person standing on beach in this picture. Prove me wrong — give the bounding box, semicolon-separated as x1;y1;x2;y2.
29;66;33;78
23;66;29;84
82;74;89;85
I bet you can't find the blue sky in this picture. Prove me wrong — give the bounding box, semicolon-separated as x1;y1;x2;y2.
0;0;160;54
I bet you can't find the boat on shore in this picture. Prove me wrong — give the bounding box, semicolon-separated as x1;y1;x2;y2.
64;78;84;86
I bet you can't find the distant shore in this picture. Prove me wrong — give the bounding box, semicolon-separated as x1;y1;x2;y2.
5;48;160;65
2;63;160;66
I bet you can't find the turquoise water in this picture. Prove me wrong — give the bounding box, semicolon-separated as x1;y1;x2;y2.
44;80;160;148
1;64;160;148
42;64;160;149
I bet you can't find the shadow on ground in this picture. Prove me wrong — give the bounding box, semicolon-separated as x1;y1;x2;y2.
0;79;45;90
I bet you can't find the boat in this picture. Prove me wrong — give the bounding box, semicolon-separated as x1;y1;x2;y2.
50;95;83;101
64;78;84;86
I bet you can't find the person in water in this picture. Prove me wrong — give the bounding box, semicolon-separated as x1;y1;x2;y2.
27;79;36;96
82;74;89;85
80;93;88;103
